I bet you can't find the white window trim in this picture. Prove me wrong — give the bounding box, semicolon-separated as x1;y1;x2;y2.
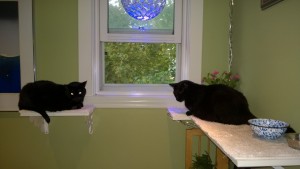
78;0;203;108
0;0;35;111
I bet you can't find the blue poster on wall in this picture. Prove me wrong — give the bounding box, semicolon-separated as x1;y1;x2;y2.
0;1;21;93
0;55;21;93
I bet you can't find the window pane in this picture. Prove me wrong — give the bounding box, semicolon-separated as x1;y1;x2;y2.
108;0;174;34
0;1;21;93
104;42;176;84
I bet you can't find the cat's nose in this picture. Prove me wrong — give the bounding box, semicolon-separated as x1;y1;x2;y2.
73;97;83;102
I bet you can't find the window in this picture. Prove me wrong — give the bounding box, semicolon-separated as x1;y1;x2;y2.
100;0;181;91
0;0;34;111
78;0;203;108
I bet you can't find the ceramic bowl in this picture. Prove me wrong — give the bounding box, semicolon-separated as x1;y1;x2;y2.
248;118;289;139
286;133;300;150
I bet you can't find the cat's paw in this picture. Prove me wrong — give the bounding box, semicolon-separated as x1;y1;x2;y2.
78;103;83;108
72;105;83;109
186;111;193;116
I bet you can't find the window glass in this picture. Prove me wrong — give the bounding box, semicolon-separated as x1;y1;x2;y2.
108;0;174;34
0;1;21;93
104;0;179;87
104;42;176;84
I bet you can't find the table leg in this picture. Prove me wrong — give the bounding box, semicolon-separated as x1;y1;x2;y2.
216;148;229;169
185;129;205;169
185;129;193;169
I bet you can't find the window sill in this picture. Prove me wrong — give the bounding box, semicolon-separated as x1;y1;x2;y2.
83;94;184;108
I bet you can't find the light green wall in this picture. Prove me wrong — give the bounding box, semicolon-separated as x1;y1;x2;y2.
202;0;229;75
2;0;227;168
2;0;299;168
232;2;300;168
233;0;300;132
9;0;299;168
0;109;187;169
0;0;192;169
34;0;78;82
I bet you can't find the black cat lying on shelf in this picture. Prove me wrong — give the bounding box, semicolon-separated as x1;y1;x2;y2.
18;80;87;123
169;80;295;133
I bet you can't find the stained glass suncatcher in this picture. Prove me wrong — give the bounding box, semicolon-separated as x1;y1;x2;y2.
121;0;166;21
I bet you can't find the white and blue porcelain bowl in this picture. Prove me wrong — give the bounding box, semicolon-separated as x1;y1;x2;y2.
248;118;289;140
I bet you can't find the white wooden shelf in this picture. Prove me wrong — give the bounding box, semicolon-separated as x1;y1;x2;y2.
167;107;300;169
19;105;95;134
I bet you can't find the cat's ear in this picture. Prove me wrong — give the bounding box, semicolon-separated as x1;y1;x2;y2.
81;81;87;87
169;83;176;88
183;82;189;88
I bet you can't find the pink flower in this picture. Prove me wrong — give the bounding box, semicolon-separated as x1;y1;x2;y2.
212;70;219;76
233;74;240;80
203;70;240;88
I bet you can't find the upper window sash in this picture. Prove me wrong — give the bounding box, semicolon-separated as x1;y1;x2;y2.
99;0;182;43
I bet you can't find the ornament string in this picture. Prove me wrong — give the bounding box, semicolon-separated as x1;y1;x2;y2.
228;0;234;72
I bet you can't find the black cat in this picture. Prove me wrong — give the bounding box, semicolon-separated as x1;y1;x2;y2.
170;80;295;169
170;80;295;133
18;80;87;123
170;80;255;125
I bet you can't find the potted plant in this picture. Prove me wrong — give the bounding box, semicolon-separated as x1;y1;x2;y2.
191;151;215;169
202;70;240;89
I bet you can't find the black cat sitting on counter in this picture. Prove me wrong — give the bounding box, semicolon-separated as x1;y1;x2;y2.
169;80;295;132
18;80;87;123
170;80;295;169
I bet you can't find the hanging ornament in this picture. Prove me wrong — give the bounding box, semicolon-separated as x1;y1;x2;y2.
121;0;166;21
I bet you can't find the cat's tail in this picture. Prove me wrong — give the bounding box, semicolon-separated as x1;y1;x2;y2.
36;110;50;123
286;126;296;133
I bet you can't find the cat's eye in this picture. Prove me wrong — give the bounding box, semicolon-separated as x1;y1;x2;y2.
79;92;82;95
71;92;74;95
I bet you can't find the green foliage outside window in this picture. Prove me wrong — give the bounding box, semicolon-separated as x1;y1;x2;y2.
105;42;176;84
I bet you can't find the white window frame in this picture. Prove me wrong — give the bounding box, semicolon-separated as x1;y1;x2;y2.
100;0;182;43
0;0;35;111
78;0;203;108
